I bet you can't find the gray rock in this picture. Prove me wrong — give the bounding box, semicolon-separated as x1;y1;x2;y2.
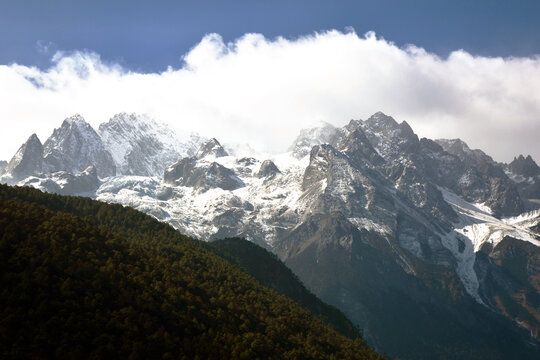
57;165;100;195
164;157;244;192
436;138;524;217
337;127;384;166
508;155;540;177
195;138;228;159
0;160;7;175
18;165;100;196
5;133;43;181
256;160;281;178
43;114;116;178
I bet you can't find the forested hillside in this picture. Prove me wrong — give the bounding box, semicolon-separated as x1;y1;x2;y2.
209;237;360;339
0;184;382;359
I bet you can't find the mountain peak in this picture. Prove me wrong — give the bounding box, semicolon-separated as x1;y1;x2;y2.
289;122;342;159
28;133;41;142
435;138;494;166
5;133;43;181
43;115;116;178
63;114;88;126
509;154;540;177
256;159;281;178
99;113;203;176
438;138;469;149
196;138;228;159
365;111;399;130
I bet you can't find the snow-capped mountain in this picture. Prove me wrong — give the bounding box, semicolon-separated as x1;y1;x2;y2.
2;111;540;358
505;154;540;210
2;133;43;182
43;114;116;178
289;121;345;158
98;113;204;176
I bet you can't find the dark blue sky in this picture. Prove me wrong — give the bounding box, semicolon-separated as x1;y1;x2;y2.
1;0;539;72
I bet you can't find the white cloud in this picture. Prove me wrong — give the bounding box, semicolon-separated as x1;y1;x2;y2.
1;30;539;163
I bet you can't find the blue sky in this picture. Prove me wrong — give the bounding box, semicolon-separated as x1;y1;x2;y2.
1;0;539;72
0;1;539;162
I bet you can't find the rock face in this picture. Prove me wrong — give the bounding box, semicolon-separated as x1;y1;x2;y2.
505;155;540;209
196;138;228;159
474;234;540;340
163;139;242;192
98;113;203;176
164;156;244;192
0;160;7;175
19;165;100;195
56;165;100;194
43;114;116;178
436;138;525;217
436;138;494;168
5;134;43;181
164;160;243;192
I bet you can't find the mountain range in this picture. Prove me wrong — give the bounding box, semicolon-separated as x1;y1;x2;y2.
1;111;539;359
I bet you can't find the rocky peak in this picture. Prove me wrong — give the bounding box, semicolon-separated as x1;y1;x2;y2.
289;122;343;159
433;138;525;217
164;156;243;192
302;144;345;191
5;133;43;181
435;138;494;168
347;112;420;161
364;112;400;132
103;112;145;127
64;113;86;125
43;114;116;178
163;157;197;185
99;112;202;176
256;160;281;178
509;154;540;177
196;138;228;159
398;121;419;142
338;127;384;166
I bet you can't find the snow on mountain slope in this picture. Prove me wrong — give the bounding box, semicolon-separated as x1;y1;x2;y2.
96;151;308;246
441;188;540;251
98;113;204;176
439;187;540;301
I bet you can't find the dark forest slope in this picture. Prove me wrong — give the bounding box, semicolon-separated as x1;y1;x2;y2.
209;237;359;339
0;184;382;359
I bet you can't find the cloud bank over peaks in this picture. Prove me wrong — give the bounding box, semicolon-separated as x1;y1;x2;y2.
1;29;539;163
